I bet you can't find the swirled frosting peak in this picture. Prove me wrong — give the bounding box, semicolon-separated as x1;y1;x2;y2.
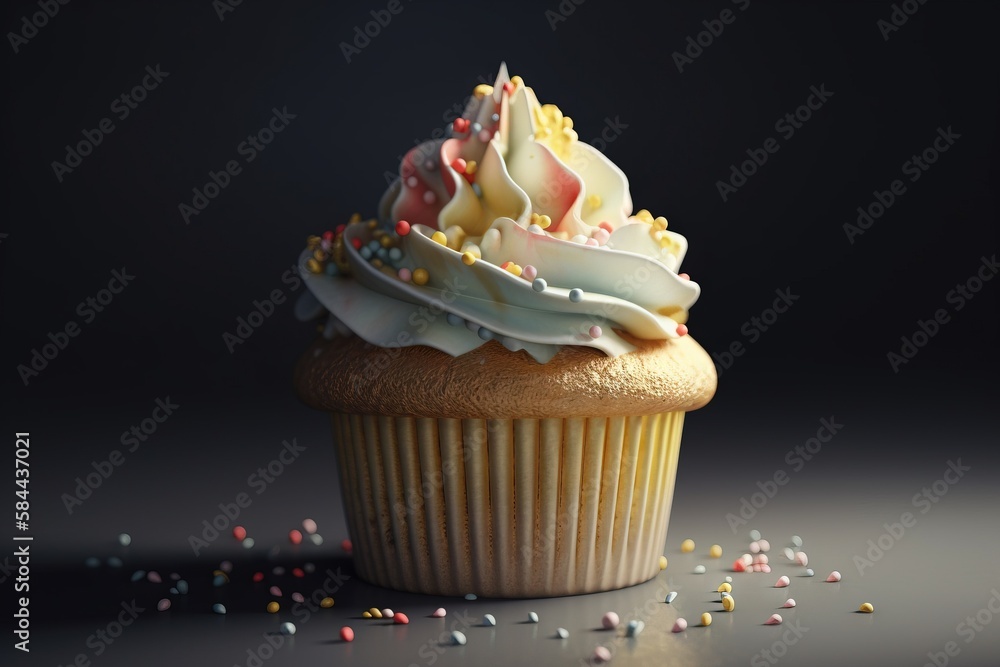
296;63;701;364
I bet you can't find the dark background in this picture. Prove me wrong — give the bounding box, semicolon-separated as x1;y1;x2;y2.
1;1;998;665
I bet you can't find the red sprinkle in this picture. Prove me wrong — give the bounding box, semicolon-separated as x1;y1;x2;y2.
350;237;362;250
292;567;305;579
252;571;264;583
395;220;411;236
453;118;469;133
676;324;689;337
733;559;747;572
500;261;513;270
503;81;514;94
679;272;690;281
335;224;346;234
341;539;353;554
394;613;409;625
322;230;334;242
289;530;303;545
232;526;247;541
451;158;467;174
340;626;355;642
598;221;614;234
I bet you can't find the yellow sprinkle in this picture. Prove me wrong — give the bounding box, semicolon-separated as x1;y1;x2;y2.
412;268;429;285
710;544;723;559
722;596;735;612
680;539;695;553
511;75;524;89
267;601;280;614
587;194;602;209
653;216;668;231
462;252;477;266
859;602;874;613
658;556;668;571
651;230;664;242
306;235;321;248
371;259;383;268
659;236;674;249
701;612;713;627
349;213;362;223
313;249;329;262
306;258;322;274
320;597;334;608
465;160;478;175
431;231;448;246
460;242;482;259
717;582;732;593
380;235;393;248
505;263;522;277
530;213;552;229
369;607;383;619
473;84;493;98
361;611;372;619
635;209;654;224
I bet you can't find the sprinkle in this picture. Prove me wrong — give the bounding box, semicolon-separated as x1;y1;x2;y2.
321;597;335;608
450;630;467;646
431;231;448;246
601;612;619;629
483;614;496;627
672;618;688;633
758;539;771;552
635;209;654;224
213;573;228;587
369;608;383;619
340;626;354;642
694;565;706;574
212;604;227;615
783;547;795;561
351;237;362;250
432;608;446;617
157;599;170;612
765;614;783;625
749;530;762;541
491;113;500;122
556;628;569;639
447;313;463;326
303;520;317;536
528;611;539;623
859;603;874;613
267;602;280;613
783;599;796;608
722;595;736;612
361;611;372;619
394;612;409;624
461;251;476;265
147;571;162;583
527;224;544;234
273;566;285;576
701;612;713;627
791;535;803;547
587;194;602;208
652;216;668;231
451;158;467;173
395;220;411;236
626;619;645;637
359;246;372;260
176;580;189;594
412;268;429;285
118;533;132;547
252;572;264;583
465;593;477;601
292;567;305;578
588;325;603;339
280;622;296;635
511;75;524;88
795;552;809;567
681;539;695;553
304;563;316;574
270;586;282;597
658;556;668;570
453;118;469;133
750;541;761;554
107;557;123;568
242;538;255;549
522;265;537;281
477;327;493;341
471;122;482;133
805;569;815;577
397;268;412;282
233;526;247;541
569;288;583;302
503;262;523;277
532;213;552;229
570;234;588;244
423;191;437;204
472;183;482;197
532;278;547;292
293;593;305;603
665;591;678;604
775;576;790;588
718;582;732;593
594;646;612;663
341;539;353;553
755;554;769;565
709;544;723;559
130;570;146;582
826;571;842;582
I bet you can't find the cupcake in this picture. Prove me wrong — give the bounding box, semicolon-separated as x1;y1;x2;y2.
294;64;716;597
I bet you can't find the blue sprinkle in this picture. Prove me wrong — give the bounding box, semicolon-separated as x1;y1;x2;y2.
118;533;132;547
107;557;123;568
477;327;493;341
376;247;389;261
665;591;678;604
359;247;372;260
325;263;338;276
130;570;146;582
177;580;189;594
532;278;547;292
169;587;178;595
451;630;467;645
471;122;482;133
483;613;496;626
85;557;100;568
471;183;482;197
389;248;402;261
212;603;227;615
446;313;464;326
213;574;227;587
491;113;500;122
464;593;478;601
502;337;523;352
626;619;645;637
367;240;380;252
569;288;583;302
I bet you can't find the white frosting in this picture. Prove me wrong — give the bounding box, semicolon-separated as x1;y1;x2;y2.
299;64;701;363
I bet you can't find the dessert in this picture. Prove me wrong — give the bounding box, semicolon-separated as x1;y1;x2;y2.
294;64;717;597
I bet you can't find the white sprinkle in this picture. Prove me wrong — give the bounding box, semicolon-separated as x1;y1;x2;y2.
783;547;795;561
242;537;255;549
775;576;790;588
382;608;394;619
280;622;296;635
725;576;733;583
556;627;569;639
795;551;809;567
432;608;446;617
483;614;496;627
750;541;761;553
765;614;783;625
783;599;796;608
693;565;706;574
805;568;815;577
758;539;771;552
528;612;539;623
749;529;761;541
826;571;842;582
308;533;324;546
451;630;467;646
626;619;645;637
212;603;227;615
665;591;678;604
791;535;803;547
118;533;132;547
303;518;318;534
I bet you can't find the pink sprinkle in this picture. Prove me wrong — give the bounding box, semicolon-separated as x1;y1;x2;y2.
672;618;688;633
598;221;614;234
397;268;412;282
432;608;446;618
795;552;809;567
341;539;353;554
750;541;760;554
382;609;394;619
292;592;305;603
252;572;264;583
593;228;611;245
758;539;771;552
270;586;283;597
478;129;493;143
761;564;771;573
219;560;233;573
678;272;690;280
601;612;619;629
522;265;537;281
775;576;790;588
765;614;783;625
826;571;842;582
755;555;769;565
157;599;171;612
340;626;354;642
589;326;603;339
782;599;797;608
752;563;762;572
233;526;247;541
147;571;162;583
423;190;437;204
394;612;409;625
594;646;612;663
585;238;599;246
676;324;688;337
289;530;303;545
302;518;318;534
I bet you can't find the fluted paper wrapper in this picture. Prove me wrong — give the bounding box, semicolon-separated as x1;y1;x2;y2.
331;412;684;597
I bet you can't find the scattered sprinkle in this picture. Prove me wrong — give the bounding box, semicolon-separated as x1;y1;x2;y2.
556;628;569;639
147;571;162;583
701;612;713;627
289;530;303;545
483;613;496;627
118;533;132;547
725;576;733;583
672;618;688;633
626;619;646;637
783;547;795;561
718;582;732;593
532;278;547;292
694;565;706;574
749;530;761;541
859;603;874;613
302;519;317;534
826;571;842;582
658;556;668;571
795;552;809;567
252;572;264;583
369;608;383;619
219;560;233;573
601;612;619;629
270;586;282;597
805;569;815;577
340;626;354;642
589;325;603;339
395;220;411;236
242;537;255;549
765;614;783;625
665;591;678;604
362;611;372;619
528;611;539;623
522;265;537;281
709;544;723;559
267;602;280;614
176;580;189;594
107;557;123;568
321;597;335;608
775;576;790;588
568;288;583;302
462;251;476;265
783;599;797;608
157;599;171;612
791;535;803;547
212;604;227;615
432;607;446;617
681;539;695;553
130;570;146;582
412;268;429;286
431;231;448;246
280;622;296;635
465;593;477;601
758;539;771;552
394;612;410;625
450;630;467;646
381;608;393;619
750;541;761;554
594;646;612;663
233;526;247;541
722;595;735;612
